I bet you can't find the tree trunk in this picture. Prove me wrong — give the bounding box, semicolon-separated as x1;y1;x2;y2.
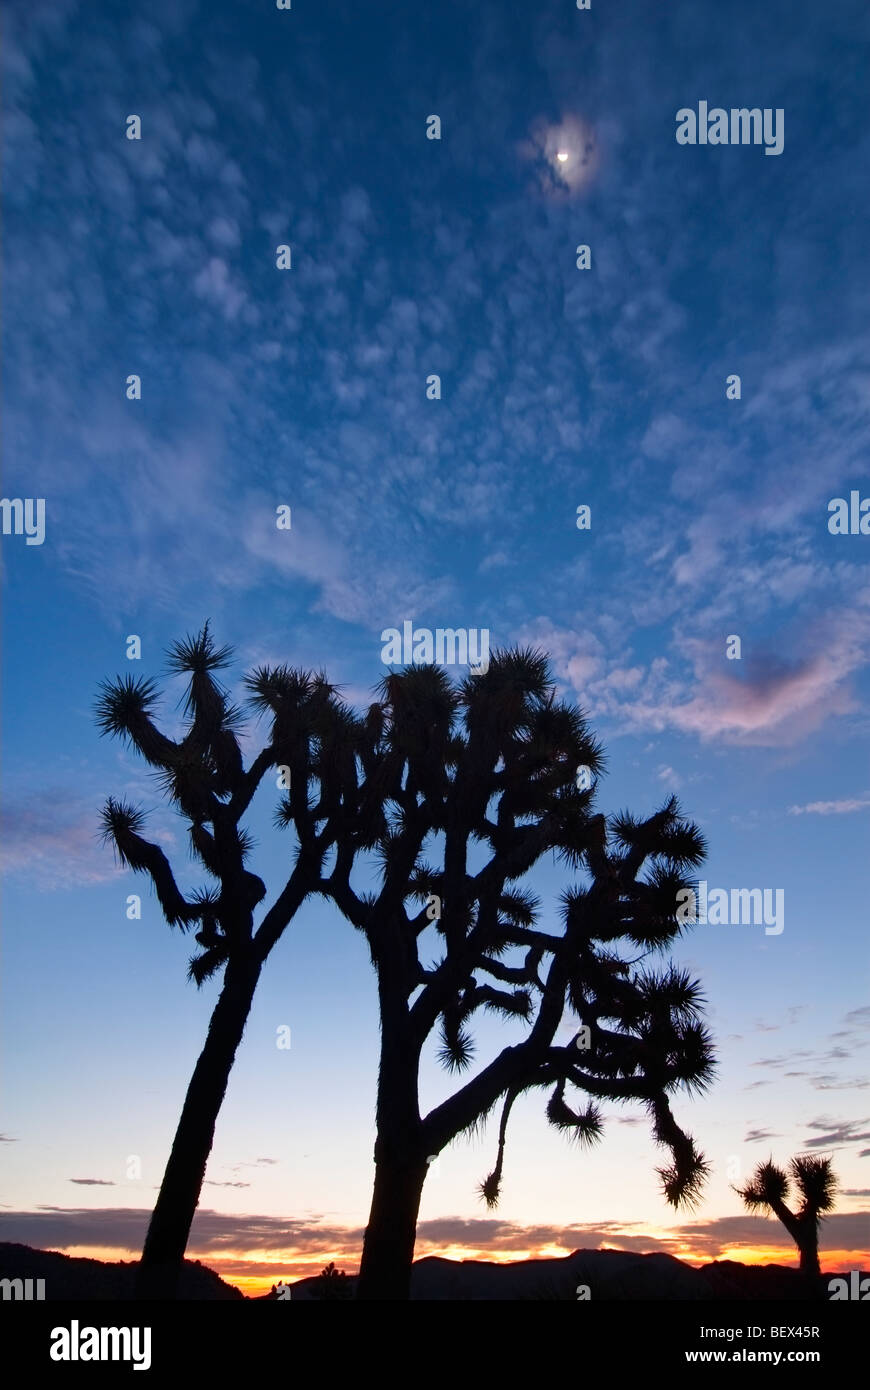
135;953;262;1300
354;919;427;1301
355;971;427;1300
797;1228;820;1277
768;1198;820;1280
356;1150;428;1300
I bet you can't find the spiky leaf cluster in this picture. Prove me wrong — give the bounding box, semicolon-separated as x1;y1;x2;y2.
97;624;367;986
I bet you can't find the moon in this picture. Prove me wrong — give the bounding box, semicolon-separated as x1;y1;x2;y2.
519;114;600;198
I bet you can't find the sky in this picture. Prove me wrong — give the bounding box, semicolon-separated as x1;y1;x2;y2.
1;0;869;1297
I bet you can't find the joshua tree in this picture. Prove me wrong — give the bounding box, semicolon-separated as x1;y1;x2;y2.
735;1155;838;1275
325;650;716;1300
310;1262;353;1300
97;623;361;1299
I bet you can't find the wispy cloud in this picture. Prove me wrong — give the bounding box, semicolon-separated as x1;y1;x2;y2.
0;790;123;890
521;602;870;747
803;1116;870;1150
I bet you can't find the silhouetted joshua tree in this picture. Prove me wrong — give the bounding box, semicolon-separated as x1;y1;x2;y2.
311;1262;353;1299
735;1155;838;1275
326;649;715;1300
97;623;361;1299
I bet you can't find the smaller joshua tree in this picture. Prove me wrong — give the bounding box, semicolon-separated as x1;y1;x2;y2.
735;1155;838;1276
310;1262;353;1300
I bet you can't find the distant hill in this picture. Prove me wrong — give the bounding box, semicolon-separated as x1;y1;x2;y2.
275;1250;832;1300
1;1242;839;1300
0;1243;243;1300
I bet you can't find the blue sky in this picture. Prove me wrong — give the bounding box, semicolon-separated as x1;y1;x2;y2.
1;0;868;1289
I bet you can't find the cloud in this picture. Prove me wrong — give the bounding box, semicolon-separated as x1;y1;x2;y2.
744;1129;780;1144
207;216;241;249
0;1207;356;1257
68;1179;116;1187
841;1008;870;1033
517;599;870;747
478;550;511;573
2;1206;867;1279
241;505;345;582
808;1075;870;1093
0;790;123;890
192;256;248;322
656;765;682;788
788;798;870;816
622;621;869;746
518;112;601;198
668;1212;870;1262
802;1116;870;1149
751;1043;870;1096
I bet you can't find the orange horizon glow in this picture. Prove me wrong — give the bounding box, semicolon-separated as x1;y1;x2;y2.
42;1239;867;1300
231;1246;866;1298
